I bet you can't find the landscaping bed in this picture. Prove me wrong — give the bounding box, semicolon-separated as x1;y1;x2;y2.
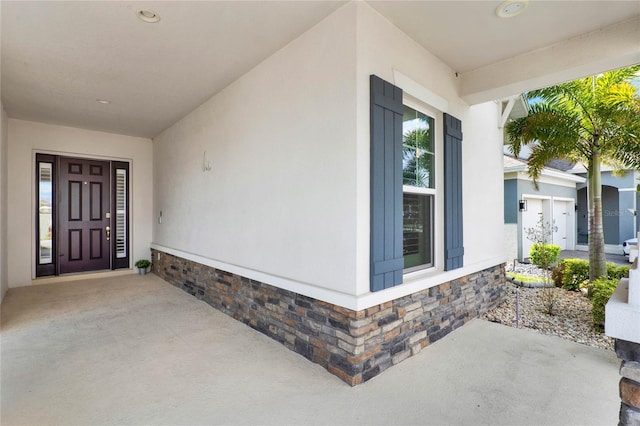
480;262;614;351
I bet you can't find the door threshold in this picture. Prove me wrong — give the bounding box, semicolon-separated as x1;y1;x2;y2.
32;269;134;286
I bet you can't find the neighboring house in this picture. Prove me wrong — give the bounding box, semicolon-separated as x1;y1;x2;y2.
567;164;640;253
1;2;637;387
503;155;585;261
502;143;640;260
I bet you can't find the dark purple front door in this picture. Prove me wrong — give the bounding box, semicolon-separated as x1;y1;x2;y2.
58;157;111;273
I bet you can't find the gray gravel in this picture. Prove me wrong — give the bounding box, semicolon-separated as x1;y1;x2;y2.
480;262;614;351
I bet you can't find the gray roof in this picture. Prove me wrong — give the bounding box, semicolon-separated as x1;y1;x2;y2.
543;158;575;172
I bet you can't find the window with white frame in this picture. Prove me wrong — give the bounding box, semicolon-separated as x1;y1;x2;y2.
402;104;435;270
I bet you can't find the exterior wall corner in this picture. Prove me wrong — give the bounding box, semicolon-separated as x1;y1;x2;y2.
152;248;506;385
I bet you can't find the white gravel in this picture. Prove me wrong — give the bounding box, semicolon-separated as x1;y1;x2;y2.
480;262;614;351
504;260;550;277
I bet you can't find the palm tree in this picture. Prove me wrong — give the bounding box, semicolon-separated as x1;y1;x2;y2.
506;66;640;280
403;127;434;188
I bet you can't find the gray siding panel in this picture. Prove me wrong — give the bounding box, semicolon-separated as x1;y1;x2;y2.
577;187;588;244
618;190;635;243
504;180;518;224
603;185;620;245
601;171;635;188
576;171;639;244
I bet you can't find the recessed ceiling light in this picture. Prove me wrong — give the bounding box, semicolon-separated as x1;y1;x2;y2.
137;9;160;23
496;0;529;18
96;99;111;104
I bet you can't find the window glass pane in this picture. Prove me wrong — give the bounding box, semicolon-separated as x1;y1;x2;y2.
402;106;435;189
403;193;433;269
115;169;127;259
38;163;53;264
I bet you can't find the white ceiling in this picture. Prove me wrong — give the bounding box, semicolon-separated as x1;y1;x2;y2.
369;1;640;74
1;1;346;138
2;1;639;138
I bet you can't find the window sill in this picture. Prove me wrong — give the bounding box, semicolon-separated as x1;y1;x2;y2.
403;265;439;283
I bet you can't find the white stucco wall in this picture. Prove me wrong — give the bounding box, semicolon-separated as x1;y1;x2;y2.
0;104;8;301
464;102;505;261
504;223;519;262
152;3;358;301
353;3;505;306
7;119;153;288
152;2;506;310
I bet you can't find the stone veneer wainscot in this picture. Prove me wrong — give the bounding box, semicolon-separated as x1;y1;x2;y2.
614;340;640;425
606;268;640;425
151;249;506;386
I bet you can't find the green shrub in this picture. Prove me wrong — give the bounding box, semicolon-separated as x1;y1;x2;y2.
607;263;630;280
547;258;626;330
591;277;618;332
557;258;590;291
529;244;561;268
554;259;628;291
135;259;151;269
579;262;629;297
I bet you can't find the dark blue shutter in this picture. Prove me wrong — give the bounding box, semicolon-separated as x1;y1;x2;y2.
444;113;464;271
370;75;404;292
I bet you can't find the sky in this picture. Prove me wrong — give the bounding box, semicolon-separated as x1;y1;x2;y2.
525;73;640;107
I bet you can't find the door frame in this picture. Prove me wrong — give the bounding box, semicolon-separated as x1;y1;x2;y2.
519;194;551;261
34;152;132;277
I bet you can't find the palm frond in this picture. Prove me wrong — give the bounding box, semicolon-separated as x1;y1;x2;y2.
515;67;640;175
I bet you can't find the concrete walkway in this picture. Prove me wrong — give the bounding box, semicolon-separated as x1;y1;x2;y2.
1;274;620;425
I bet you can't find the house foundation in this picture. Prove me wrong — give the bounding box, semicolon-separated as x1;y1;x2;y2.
151;249;506;385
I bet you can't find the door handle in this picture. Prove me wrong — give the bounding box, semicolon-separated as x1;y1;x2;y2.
106;226;111;241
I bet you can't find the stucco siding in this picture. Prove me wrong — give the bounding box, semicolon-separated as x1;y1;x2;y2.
601;171;636;189
354;2;504;305
152;2;506;309
576;171;637;191
0;104;7;301
518;180;576;200
618;190;636;243
153;3;359;300
504;223;518;261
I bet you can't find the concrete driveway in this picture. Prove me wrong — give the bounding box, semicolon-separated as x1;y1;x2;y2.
559;249;629;266
1;274;620;425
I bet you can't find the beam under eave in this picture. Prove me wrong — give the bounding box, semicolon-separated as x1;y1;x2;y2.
499;97;516;129
460;15;640;105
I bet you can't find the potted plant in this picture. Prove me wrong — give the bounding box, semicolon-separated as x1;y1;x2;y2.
135;259;152;275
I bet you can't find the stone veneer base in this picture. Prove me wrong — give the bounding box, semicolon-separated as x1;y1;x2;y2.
151;249;506;386
616;340;640;425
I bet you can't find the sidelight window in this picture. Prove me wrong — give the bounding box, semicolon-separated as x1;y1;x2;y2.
38;163;53;264
111;161;130;269
36;154;56;276
115;169;127;259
